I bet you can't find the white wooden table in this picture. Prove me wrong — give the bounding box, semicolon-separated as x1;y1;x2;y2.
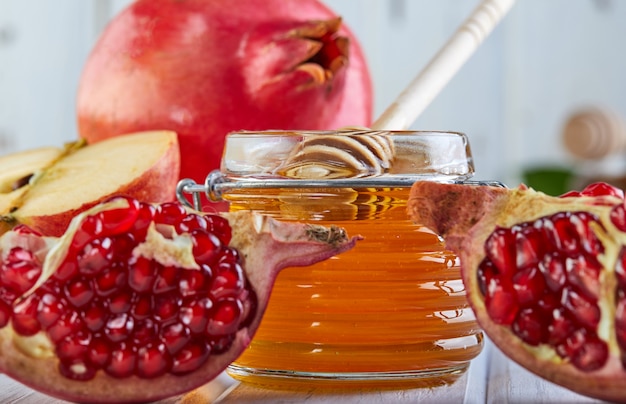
0;340;608;403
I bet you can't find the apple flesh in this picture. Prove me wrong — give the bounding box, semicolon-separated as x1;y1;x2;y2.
0;147;69;214
0;131;180;236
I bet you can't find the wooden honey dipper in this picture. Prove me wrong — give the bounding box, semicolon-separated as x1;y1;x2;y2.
373;0;517;131
561;108;626;160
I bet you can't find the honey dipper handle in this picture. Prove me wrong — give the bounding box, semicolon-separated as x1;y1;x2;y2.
372;0;516;130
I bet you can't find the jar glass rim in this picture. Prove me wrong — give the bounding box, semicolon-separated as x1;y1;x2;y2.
221;129;474;181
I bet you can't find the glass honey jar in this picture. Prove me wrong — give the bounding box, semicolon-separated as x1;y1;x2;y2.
178;129;485;389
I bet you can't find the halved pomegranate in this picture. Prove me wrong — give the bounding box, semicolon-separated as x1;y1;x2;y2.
408;181;626;403
0;196;358;402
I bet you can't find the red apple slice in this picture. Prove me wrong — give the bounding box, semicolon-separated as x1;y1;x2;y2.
0;131;180;236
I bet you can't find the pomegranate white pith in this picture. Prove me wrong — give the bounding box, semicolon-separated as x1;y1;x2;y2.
408;181;626;403
0;197;358;403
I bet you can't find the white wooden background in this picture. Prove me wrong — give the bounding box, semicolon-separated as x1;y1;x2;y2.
1;0;626;184
0;2;624;402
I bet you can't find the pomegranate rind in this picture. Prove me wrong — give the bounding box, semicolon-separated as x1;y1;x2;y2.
408;181;626;403
76;0;373;183
0;199;358;403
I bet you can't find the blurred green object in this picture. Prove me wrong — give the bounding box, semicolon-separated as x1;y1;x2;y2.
522;166;574;196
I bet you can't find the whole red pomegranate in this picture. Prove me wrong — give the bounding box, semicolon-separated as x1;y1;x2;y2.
0;196;358;402
76;0;373;184
408;181;626;403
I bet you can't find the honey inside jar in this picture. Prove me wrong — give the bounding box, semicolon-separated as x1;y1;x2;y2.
213;130;482;388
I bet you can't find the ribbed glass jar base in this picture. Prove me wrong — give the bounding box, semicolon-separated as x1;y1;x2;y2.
227;362;473;390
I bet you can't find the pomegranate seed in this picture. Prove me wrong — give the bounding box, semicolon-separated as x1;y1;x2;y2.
128;256;156;293
206;298;243;335
512;308;545;346
37;293;66;329
611;202;626;232
515;224;546;269
132;318;158;346
72;215;103;252
191;229;221;265
571;213;604;255
176;213;208;233
56;330;91;362
562;287;600;329
206;215;232;245
539;253;567;292
581;182;625;199
556;327;586;358
547;309;576;345
512;266;546;307
88;337;110;367
154;202;187;225
219;247;240;264
153;265;179;294
95;266;127;297
560;190;582;198
536;293;560;314
136;343;172;378
96;197;141;235
171;339;210;375
131;203;156;239
0;247;41;293
105;343;137;378
64;277;95;308
111;233;136;259
105;313;134;342
81;304;108;332
484;274;518;326
47;311;84;343
131;295;152;320
180;297;212;334
549;213;581;254
0;286;18;305
161;322;191;354
484;227;517;276
210;261;245;299
59;359;97;381
571;334;608;371
565;255;601;299
179;267;209;296
108;290;133;314
12;294;41;336
153;294;180;323
78;238;114;275
557;328;608;372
